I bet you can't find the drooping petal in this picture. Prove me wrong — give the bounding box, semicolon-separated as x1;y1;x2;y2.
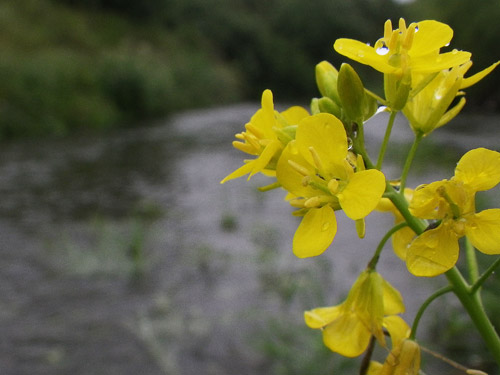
295;113;348;175
382;278;405;315
338;169;386;220
461;61;500;89
406;223;460;277
220;161;255;184
466;209;500;255
293;205;337;258
410;20;453;56
322;311;372;357
304;305;343;329
383;315;410;348
248;140;282;178
334;38;396;74
454;148;500;192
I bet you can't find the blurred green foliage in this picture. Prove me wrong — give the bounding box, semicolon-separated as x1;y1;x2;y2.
1;0;499;137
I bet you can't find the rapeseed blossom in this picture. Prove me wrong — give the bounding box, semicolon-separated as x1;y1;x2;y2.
404;60;500;135
406;148;500;276
367;339;421;375
304;269;409;357
276;113;385;258
220;89;308;184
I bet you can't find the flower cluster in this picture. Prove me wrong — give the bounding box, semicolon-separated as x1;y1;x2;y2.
222;17;500;373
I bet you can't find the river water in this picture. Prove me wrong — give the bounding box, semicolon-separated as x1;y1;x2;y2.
0;105;498;374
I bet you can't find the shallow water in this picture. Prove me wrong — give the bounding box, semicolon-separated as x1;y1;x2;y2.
0;105;498;374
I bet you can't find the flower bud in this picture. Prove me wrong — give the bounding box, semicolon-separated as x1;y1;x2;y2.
338;63;366;123
318;97;342;118
315;61;341;106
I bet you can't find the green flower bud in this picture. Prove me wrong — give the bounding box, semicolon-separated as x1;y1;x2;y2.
310;98;321;115
338;63;365;123
315;61;341;106
318;97;342;118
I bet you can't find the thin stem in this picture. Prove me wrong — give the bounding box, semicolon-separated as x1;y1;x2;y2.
399;132;423;194
445;267;500;363
465;237;480;285
376;110;397;169
470;256;500;295
367;222;408;270
410;286;453;340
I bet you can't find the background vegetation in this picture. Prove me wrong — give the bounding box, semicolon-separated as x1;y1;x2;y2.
1;0;499;137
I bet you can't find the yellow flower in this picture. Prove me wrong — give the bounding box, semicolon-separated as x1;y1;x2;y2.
304;269;409;358
334;18;470;77
220;89;309;184
276;113;385;258
403;61;500;135
407;148;500;277
376;188;416;260
334;18;471;110
367;339;421;375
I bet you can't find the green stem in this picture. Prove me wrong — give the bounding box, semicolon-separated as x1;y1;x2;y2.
410;286;453;340
399;132;423;194
445;267;500;363
367;222;408;270
470;256;500;295
465;237;480;285
376;110;397;169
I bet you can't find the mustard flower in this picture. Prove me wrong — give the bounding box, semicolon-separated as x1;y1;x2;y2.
334;18;470;77
304;269;409;357
220;89;309;184
367;339;421;375
276;113;385;258
334;18;471;110
407;148;500;277
404;60;500;135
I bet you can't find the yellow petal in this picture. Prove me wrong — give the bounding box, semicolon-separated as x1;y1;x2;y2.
466;209;500;254
410;20;453;56
461;61;500;89
295;113;348;173
334;38;396;74
248;140;281;178
411;50;471;73
409;180;447;220
406;223;459;277
382;315;410;348
323;311;371;357
304;305;343;329
339;169;386;220
392;226;416;260
454;148;500;192
293;205;337;258
220;161;255;184
382;278;405;315
276;141;318;197
280;106;310;125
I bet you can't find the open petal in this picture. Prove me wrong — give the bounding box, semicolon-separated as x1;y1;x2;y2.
461;61;500;89
295;113;348;175
276;141;318;197
392;226;416;260
338;169;386;220
411;50;471;73
466;209;500;254
280;106;309;125
323;311;371;357
334;38;396;74
293;205;337;258
406;223;459;277
454;148;500;192
410;20;453;56
304;305;343;329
